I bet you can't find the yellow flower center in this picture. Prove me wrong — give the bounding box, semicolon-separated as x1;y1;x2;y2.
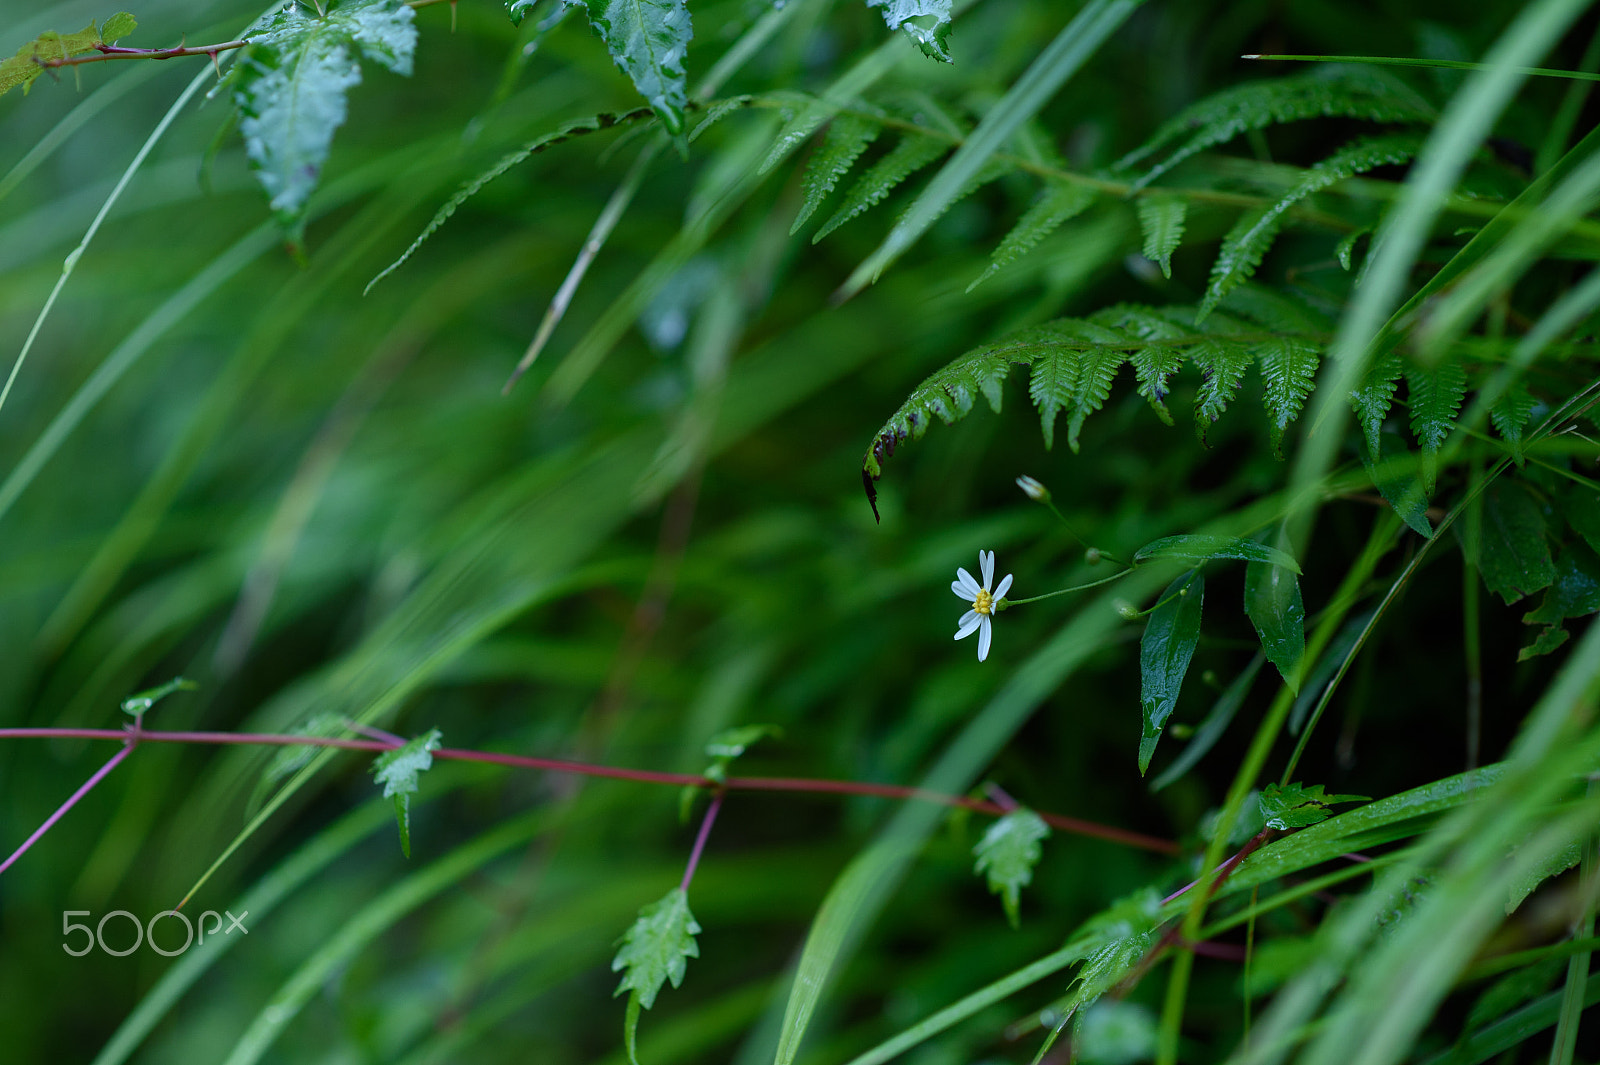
973;589;994;615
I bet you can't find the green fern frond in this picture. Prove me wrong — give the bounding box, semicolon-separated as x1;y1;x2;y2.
967;179;1097;292
1406;361;1469;493
1137;195;1187;278
1116;70;1434;190
1352;350;1405;457
791;110;883;234
1190;334;1256;439
1491;382;1538;465
1336;226;1373;270
1257;337;1320;456
366;106;656;293
689;94;758;142
1104;304;1192;425
814;133;948;242
1028;320;1129;453
1198;135;1420;320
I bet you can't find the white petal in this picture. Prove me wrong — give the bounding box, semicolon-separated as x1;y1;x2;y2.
951;579;977;601
980;550;994;590
955;611;982;639
993;573;1013;599
955;568;981;596
977;616;992;661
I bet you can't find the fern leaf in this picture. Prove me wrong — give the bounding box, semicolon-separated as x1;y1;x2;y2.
1406;361;1468;493
1257;337;1319;457
1198;208;1279;323
1137;195;1187;278
791;112;883;234
1028;347;1080;453
1199;136;1419;320
1117;70;1434;190
1102;305;1189;425
366;107;655;293
1030;321;1128;452
968;179;1097;292
814;133;948;242
1351;350;1404;458
1491;382;1538;466
1191;335;1254;442
689;94;757;142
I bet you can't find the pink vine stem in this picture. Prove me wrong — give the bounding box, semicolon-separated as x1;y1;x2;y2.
680;792;723;891
0;726;1180;872
0;741;134;877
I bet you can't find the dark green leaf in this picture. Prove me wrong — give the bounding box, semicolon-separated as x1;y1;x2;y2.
1505;839;1583;914
1361;433;1433;538
1245;556;1305;690
1490;383;1538;465
1191;334;1254;439
1475;482;1555;605
1351;350;1405;459
1137;195;1186;279
1519;543;1600;658
371;728;443;858
582;0;693;138
1336;226;1371;270
1258;781;1367;831
612;887;702;1062
1258;336;1319;457
1138;568;1204;774
1565;484;1600;554
972;808;1050;928
1133;534;1301;573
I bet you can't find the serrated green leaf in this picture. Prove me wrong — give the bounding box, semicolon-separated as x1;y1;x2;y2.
507;0;546;25
234;0;418;245
865;0;954;62
1490;383;1538;466
101;12;137;44
1351;349;1405;458
1067;888;1164;1007
1257;336;1319;457
1137;195;1186;279
1139;568;1204;774
1406;361;1468;494
1519;543;1600;657
612;887;701;1062
371;728;442;858
972;808;1050;928
0;21;105;98
1475;481;1556;605
1134;534;1302;573
968;180;1096;291
583;0;693;138
1028;321;1127;453
814;134;948;242
1199;136;1419;320
1191;335;1253;441
1258;782;1367;831
792;113;882;234
1245;556;1305;690
1129;345;1183;425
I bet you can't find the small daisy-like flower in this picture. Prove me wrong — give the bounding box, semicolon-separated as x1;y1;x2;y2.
952;550;1013;662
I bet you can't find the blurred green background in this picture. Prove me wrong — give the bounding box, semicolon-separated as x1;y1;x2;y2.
0;1;1591;1062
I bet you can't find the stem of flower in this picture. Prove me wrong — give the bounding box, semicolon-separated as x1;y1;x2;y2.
1000;567;1134;606
680;791;723;891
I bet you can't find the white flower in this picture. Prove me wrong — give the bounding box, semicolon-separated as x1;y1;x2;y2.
952;550;1013;662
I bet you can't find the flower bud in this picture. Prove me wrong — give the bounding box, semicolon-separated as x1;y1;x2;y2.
1114;599;1138;620
1015;475;1051;503
1084;547;1102;565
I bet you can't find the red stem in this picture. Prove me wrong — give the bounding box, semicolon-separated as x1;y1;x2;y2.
0;742;133;877
681;792;723;891
0;727;1180;855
